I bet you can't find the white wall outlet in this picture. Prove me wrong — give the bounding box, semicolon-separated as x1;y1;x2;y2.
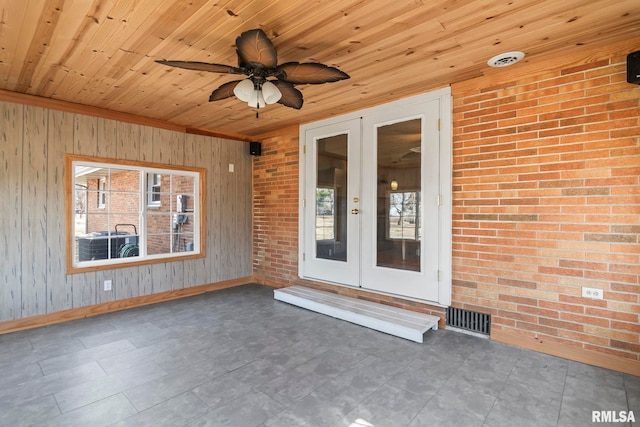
104;280;112;291
228;163;234;173
582;287;603;299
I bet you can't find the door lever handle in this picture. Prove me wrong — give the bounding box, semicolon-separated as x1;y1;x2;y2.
351;209;359;215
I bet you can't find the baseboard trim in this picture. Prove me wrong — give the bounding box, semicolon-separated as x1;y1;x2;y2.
0;276;253;335
492;328;640;376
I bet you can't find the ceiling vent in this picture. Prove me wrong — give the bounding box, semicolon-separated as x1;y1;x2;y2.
487;51;525;67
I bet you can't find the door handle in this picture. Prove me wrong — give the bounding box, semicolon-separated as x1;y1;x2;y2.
351;209;359;215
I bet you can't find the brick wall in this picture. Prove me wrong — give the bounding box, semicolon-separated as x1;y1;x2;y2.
252;131;300;286
451;56;640;361
87;172;140;233
252;48;639;366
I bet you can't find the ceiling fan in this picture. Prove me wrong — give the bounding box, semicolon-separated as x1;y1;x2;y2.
156;29;349;114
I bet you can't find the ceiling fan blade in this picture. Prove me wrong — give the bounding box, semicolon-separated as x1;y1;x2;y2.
209;80;243;102
272;80;303;109
235;29;277;69
156;60;242;74
276;62;350;84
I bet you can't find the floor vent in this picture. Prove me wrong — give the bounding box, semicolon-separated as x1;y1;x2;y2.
446;307;491;335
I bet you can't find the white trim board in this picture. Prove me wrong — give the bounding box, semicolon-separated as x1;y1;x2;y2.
274;286;439;343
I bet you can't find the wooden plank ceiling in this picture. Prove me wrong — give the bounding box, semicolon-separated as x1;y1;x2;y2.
1;0;639;138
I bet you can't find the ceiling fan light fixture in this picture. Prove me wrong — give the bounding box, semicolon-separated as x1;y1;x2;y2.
248;90;266;108
262;81;282;104
233;79;254;102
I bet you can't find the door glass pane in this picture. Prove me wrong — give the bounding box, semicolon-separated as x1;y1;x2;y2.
376;119;422;271
316;134;348;261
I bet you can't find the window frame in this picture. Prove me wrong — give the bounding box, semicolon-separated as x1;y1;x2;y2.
65;154;206;274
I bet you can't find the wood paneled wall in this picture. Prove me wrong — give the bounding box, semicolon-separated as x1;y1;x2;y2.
0;101;252;322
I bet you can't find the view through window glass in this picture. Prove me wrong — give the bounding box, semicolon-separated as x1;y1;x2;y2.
67;155;204;272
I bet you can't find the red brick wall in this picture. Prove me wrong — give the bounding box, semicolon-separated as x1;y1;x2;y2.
87;171;140;233
252;47;639;364
252;131;300;286
451;56;640;361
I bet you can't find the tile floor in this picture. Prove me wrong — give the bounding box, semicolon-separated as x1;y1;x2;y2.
0;283;638;427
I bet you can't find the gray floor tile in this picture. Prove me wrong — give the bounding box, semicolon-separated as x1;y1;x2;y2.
0;284;637;427
264;384;359;427
0;333;33;356
189;390;284;427
48;393;137;427
485;392;562;427
386;356;459;397
0;361;107;408
0;337;86;372
258;348;365;406
113;391;210;427
409;378;495;427
0;394;61;427
320;354;405;403
96;337;182;374
340;383;430;426
124;365;226;412
38;339;137;375
78;322;165;349
54;361;167;412
559;377;630;427
193;358;289;409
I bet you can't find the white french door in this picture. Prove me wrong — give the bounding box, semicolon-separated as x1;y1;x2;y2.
299;89;451;305
301;119;361;286
360;99;441;302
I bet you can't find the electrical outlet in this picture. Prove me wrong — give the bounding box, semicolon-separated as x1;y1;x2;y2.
582;287;603;299
104;280;112;291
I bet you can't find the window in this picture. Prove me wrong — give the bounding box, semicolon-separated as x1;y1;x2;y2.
388;190;421;241
315;187;336;240
98;178;106;209
66;155;205;273
147;173;162;207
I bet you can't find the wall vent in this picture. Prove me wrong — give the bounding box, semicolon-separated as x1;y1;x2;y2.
446;307;491;335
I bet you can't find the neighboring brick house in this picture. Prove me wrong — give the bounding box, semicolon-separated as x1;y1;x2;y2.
84;171;194;257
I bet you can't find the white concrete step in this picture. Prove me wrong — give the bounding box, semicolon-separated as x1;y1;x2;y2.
274;286;439;343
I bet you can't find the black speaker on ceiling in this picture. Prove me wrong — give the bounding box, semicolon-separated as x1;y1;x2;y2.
249;141;262;156
627;50;640;84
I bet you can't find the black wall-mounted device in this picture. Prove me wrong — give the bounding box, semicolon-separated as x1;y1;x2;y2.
249;141;262;156
627;50;640;85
